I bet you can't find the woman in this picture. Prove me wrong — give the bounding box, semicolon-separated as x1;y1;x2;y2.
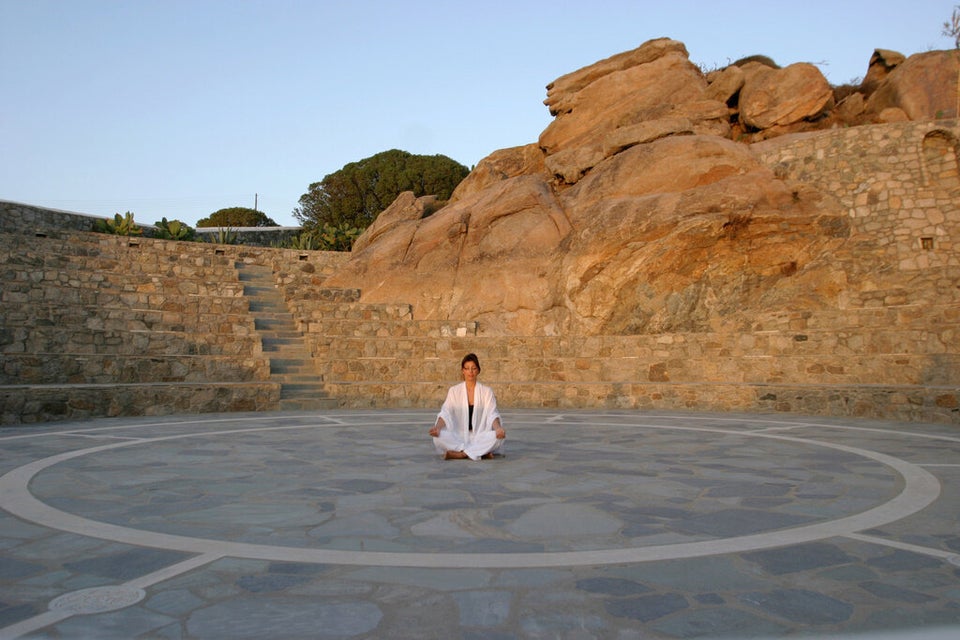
428;353;506;460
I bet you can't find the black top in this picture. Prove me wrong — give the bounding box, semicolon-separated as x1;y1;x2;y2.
468;404;474;431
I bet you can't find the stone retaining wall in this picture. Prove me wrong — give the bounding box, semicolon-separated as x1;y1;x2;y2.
1;122;958;424
753;120;960;276
0;382;280;424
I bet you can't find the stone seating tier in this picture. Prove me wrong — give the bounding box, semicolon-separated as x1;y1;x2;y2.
1;289;249;314
2;231;240;268
0;382;280;425
0;353;271;385
1;302;255;335
2;198;957;424
1;247;241;280
313;346;956;388
323;378;958;424
2;272;245;298
287;299;408;323
2;327;262;357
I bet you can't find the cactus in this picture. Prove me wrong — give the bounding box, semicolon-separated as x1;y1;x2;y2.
204;227;240;245
154;218;196;241
93;212;143;236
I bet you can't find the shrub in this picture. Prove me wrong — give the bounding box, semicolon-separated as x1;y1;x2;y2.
203;227;240;245
154;218;196;241
93;212;143;236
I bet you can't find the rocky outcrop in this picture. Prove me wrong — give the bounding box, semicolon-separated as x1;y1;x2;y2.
738;63;834;129
324;39;954;336
865;50;959;120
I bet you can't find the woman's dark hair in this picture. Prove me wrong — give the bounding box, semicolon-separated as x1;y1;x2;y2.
461;353;481;371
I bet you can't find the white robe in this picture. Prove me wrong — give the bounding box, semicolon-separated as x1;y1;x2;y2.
432;381;504;460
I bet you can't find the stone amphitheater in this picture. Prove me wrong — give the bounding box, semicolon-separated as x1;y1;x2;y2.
0;117;958;427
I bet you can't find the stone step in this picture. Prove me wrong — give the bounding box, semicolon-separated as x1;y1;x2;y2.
261;339;310;353
238;262;328;397
254;317;298;331
269;358;317;372
279;382;328;399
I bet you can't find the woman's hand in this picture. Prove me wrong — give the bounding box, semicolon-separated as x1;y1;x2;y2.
494;426;506;439
429;419;445;438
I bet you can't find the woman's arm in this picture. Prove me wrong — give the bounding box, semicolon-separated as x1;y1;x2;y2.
492;416;506;439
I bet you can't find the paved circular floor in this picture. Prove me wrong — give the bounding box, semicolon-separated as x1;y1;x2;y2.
1;409;959;639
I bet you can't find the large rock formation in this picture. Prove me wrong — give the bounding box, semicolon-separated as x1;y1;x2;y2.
324;38;955;336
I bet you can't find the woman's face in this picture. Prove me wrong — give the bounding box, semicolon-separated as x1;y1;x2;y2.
462;361;480;382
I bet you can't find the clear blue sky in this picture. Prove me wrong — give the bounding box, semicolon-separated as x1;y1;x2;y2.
1;0;954;227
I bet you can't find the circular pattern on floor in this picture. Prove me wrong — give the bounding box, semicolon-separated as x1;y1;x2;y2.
0;412;942;569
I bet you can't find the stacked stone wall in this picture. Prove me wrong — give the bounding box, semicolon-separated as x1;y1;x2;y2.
311;122;959;423
1;122;958;424
0;226;283;423
0;199;308;247
753;121;960;279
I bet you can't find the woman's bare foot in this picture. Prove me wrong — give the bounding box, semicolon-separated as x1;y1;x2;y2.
481;453;495;460
444;450;468;460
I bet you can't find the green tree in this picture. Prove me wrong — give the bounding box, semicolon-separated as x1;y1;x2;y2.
293;149;469;230
196;207;277;228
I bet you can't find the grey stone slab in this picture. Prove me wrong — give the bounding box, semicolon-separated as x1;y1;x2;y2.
144;588;207;617
0;557;44;580
603;592;690;622
611;557;771;592
3;409;960;639
575;577;651;596
742;541;859;575
651;605;789;639
63;548;189;581
739;588;854;624
453;590;512;627
346;567;493;591
675;508;817;537
505;503;623;538
859;581;938;603
54;606;177;640
867;549;945;571
0;603;36;628
186;598;383;639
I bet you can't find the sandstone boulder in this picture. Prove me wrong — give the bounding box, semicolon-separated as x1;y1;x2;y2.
449;144;546;203
865;50;960;120
325;175;573;334
538;47;706;156
705;64;745;104
352;191;433;253
739;63;834;129
321;39;927;336
544;38;689;116
861;48;905;95
327;133;849;335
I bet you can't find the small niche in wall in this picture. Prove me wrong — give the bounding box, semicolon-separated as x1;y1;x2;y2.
299;254;308;261
215;248;225;255
35;232;47;238
128;241;140;248
921;237;935;251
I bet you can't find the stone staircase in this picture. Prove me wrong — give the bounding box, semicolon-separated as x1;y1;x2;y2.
237;262;336;411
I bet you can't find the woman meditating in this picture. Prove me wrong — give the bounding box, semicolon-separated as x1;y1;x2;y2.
428;353;506;460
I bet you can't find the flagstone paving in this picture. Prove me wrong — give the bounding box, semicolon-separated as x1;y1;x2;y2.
1;409;959;639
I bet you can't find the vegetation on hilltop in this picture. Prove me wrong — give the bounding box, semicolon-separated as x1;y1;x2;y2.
293;149;468;232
